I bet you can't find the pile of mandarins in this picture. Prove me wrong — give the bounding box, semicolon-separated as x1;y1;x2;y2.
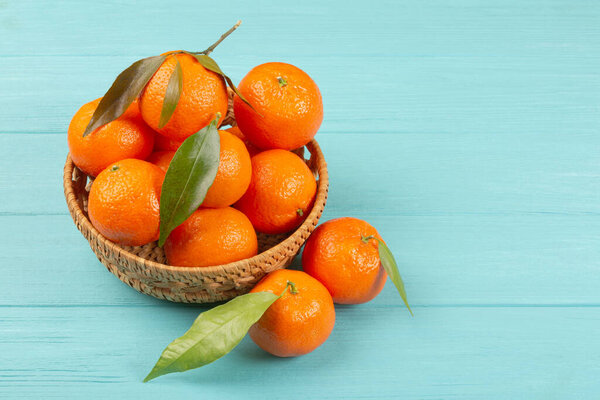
67;25;410;380
69;57;322;264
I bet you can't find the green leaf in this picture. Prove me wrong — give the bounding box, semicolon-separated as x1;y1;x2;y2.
378;240;413;316
224;75;254;109
188;53;255;110
144;291;279;382
83;55;165;137
190;53;224;75
158;58;183;129
158;117;220;246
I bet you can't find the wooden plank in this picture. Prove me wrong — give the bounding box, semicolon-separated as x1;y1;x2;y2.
0;306;598;398
3;0;599;57
1;53;599;136
0;135;68;215
2;213;598;307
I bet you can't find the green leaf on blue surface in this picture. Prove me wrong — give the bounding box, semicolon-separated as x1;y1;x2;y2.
158;117;220;246
83;55;165;136
143;291;280;382
378;240;413;316
158;58;183;129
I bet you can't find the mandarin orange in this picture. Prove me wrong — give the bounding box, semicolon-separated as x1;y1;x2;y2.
149;131;251;207
202;130;252;208
164;207;258;267
302;217;387;304
233;62;323;150
249;269;335;357
140;52;228;142
88;159;165;246
235;150;316;234
68;98;154;177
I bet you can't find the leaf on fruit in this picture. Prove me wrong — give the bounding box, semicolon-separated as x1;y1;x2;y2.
83;55;165;137
158;58;183;129
378;240;413;316
158;117;220;246
144;291;279;382
190;53;223;74
188;52;254;110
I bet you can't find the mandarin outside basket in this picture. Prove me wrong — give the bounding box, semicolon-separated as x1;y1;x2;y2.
63;102;328;303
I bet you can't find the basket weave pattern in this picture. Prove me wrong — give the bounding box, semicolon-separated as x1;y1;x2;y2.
63;110;328;303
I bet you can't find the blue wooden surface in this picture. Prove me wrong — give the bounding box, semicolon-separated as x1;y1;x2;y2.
1;0;599;398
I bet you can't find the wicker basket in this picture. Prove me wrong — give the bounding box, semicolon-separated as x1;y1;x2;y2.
63;109;328;303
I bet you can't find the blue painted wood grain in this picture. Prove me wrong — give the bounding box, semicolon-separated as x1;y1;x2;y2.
0;0;599;398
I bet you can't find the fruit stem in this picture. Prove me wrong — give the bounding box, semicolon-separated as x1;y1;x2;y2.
296;208;304;217
286;280;298;295
200;20;242;56
361;235;375;243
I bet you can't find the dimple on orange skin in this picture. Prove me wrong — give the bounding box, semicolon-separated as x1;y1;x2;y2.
249;269;335;357
88;159;165;246
67;98;155;177
233;62;323;151
164;207;258;267
302;217;388;304
202;130;252;208
235;149;317;234
140;52;228;142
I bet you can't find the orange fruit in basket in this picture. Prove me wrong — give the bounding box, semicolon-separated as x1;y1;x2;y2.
148;131;251;207
88;159;165;246
249;269;335;357
235;149;316;234
67;98;154;177
140;52;228;142
147;150;175;172
164;207;258;267
203;130;252;208
302;217;387;304
153;132;182;151
225;125;260;157
233;62;323;150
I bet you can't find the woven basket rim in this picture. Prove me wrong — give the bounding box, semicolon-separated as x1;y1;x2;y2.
63;139;329;277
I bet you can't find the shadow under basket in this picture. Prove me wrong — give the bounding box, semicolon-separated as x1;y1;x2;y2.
63;139;328;303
